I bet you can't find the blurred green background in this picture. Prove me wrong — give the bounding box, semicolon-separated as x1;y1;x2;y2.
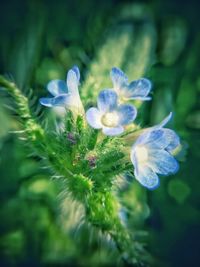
0;0;200;266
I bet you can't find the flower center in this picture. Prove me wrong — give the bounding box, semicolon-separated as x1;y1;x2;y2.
101;112;119;127
135;146;148;163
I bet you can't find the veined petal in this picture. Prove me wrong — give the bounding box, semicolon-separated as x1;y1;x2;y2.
39;97;53;107
148;149;179;175
134;164;160;190
125;78;152;99
145;129;170;149
67;69;79;94
162;128;180;152
102;125;124;136
117;104;137;125
72;65;80;82
97;89;118;112
86;107;102;129
136;128;177;151
110;67;128;91
51;94;69;106
132;129;165;149
47;80;67;96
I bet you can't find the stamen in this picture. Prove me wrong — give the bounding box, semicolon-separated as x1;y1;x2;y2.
101;112;119;127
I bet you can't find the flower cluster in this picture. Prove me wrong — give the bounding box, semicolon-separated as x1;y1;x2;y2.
39;66;84;114
40;66;181;189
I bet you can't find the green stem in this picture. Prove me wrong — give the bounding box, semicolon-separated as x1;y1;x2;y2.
0;76;44;146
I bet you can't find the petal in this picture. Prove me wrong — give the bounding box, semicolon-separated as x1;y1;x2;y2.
97;89;118;112
134;164;160;190
117;104;137;125
148;149;179;175
130;149;139;175
72;65;80;82
110;67;128;90
156;112;173;128
145;129;169;149
51;94;70;106
126;78;152;100
146;128;180;152
162;128;180;152
47;80;67;96
133;129;166;149
53;94;83;110
67;69;79;94
132;131;150;147
86;107;102;129
39;97;53;107
102;126;124;136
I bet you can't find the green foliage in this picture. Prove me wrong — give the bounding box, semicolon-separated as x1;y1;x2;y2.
0;1;200;267
168;179;191;204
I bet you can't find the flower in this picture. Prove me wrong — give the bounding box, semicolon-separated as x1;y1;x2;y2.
110;67;152;101
39;66;84;114
130;113;180;189
86;89;137;136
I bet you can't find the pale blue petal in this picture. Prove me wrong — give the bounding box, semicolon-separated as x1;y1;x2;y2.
47;80;67;96
145;129;170;149
67;69;79;93
162;129;180;152
117;104;137;125
125;78;152;99
110;67;128;90
148;149;179;175
102;125;124;136
53;93;83;109
97;89;118;112
134;164;160;190
51;94;69;106
133;129;166;149
72;65;80;81
132;131;149;147
144;128;180;152
39;97;53;107
156;112;173;128
129;96;152;101
130;149;139;175
86;107;102;129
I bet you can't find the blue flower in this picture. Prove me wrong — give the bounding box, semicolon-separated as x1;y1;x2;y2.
39;66;84;113
86;89;137;136
130;113;180;190
110;67;152;101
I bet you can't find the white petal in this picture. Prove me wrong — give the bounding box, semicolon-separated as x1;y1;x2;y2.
102;126;124;136
130;149;139;175
86;108;102;129
47;80;67;96
67;69;79;94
